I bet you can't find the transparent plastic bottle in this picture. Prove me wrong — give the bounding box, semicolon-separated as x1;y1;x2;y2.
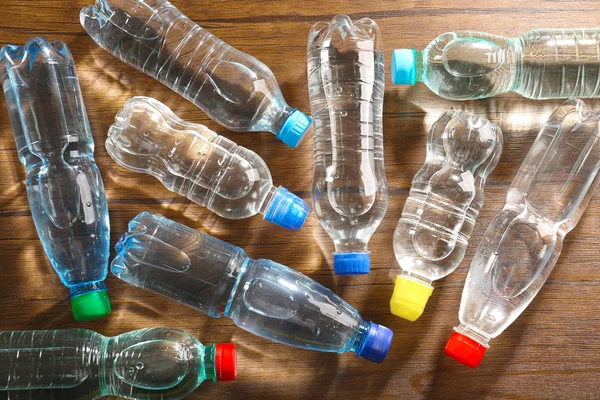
0;328;236;399
392;29;600;100
106;96;309;230
445;99;600;368
112;212;394;363
80;0;311;148
390;110;502;322
0;37;111;321
308;15;388;275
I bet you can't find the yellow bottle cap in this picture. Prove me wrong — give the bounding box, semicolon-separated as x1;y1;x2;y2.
389;276;433;321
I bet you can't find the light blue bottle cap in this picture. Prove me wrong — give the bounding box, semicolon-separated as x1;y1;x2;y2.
334;253;370;275
356;323;394;363
264;186;309;230
391;49;416;85
277;109;311;149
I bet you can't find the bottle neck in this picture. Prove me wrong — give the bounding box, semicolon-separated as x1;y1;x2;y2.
69;281;107;297
202;344;217;382
414;50;424;83
455;323;491;347
334;239;369;254
399;270;433;286
269;103;295;136
350;319;372;354
258;185;278;216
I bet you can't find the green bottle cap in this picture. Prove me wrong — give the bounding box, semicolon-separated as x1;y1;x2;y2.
70;290;111;321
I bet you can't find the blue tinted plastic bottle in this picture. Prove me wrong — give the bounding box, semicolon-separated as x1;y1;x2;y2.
112;212;393;363
80;0;311;148
0;328;236;399
0;37;111;321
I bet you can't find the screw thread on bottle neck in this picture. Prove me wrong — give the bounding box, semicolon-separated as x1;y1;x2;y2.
351;319;372;354
258;185;278;216
414;50;424;84
202;344;217;382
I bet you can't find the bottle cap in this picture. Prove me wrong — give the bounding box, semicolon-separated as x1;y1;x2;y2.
356;323;394;363
391;49;417;85
445;331;487;368
264;186;309;230
70;289;111;321
389;275;433;321
277;109;312;148
215;343;237;381
334;253;370;275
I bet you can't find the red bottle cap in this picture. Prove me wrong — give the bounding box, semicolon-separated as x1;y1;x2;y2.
445;331;487;368
215;343;237;381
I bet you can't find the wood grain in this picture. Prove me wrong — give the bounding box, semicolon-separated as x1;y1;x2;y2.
2;1;600;399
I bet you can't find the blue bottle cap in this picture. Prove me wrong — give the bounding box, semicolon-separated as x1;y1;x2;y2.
264;186;309;230
356;322;394;363
277;109;311;148
333;253;370;275
391;49;416;85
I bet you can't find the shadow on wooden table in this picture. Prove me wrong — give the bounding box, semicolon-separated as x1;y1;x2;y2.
418;285;547;400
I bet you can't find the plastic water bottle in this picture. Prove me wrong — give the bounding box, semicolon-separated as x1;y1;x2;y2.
80;0;311;148
445;99;600;368
106;96;309;230
0;328;236;399
0;37;111;321
111;212;393;363
308;15;388;275
392;29;600;100
390;110;502;322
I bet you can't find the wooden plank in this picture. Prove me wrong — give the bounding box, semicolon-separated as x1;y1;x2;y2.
1;0;600;399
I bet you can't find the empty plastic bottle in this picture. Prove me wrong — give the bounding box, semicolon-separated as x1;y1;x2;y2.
445;99;600;368
0;328;236;399
390;110;502;322
106;97;309;230
308;15;388;275
80;0;311;148
0;37;111;321
112;212;394;363
392;29;600;100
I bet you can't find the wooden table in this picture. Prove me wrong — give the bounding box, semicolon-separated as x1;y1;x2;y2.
2;1;600;399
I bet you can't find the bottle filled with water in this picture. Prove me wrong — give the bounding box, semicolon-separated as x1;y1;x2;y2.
308;15;388;275
80;0;311;148
391;110;502;321
106;97;309;230
0;328;236;399
392;29;600;100
112;212;393;363
446;99;600;368
0;37;111;321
